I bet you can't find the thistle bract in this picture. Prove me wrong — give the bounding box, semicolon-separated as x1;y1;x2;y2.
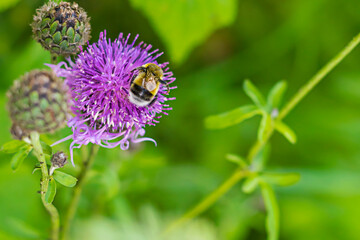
49;31;176;165
32;1;91;56
7;70;70;139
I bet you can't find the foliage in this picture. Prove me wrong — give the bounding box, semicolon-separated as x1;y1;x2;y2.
129;0;238;65
1;0;360;240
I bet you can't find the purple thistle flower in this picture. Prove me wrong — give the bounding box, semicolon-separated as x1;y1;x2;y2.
48;31;176;165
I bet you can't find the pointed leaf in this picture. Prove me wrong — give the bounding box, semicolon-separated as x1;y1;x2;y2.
275;121;297;144
261;172;300;186
260;182;279;240
258;113;273;142
10;147;31;171
53;170;78;187
129;0;238;64
205;105;261;129
1;140;27;154
40;141;52;156
243;79;266;108
45;177;56;204
267;80;287;110
225;154;248;169
242;175;259;193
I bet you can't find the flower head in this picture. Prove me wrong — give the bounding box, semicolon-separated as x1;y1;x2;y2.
49;31;175;165
32;1;91;56
7;69;70;140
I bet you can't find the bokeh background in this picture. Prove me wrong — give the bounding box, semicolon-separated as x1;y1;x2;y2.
1;0;360;239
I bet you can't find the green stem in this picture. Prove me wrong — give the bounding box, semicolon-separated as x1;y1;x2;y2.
61;144;99;240
163;169;248;234
30;132;60;240
278;32;360;120
164;32;360;233
247;127;275;163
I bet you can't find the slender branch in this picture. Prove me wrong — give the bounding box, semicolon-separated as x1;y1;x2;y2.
164;32;360;233
247;127;275;163
163;169;248;234
278;32;360;120
61;144;99;240
30;132;60;240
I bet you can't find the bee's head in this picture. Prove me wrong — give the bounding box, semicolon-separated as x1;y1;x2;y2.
146;63;163;79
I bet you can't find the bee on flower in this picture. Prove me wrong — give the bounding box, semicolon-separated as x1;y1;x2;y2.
49;31;176;165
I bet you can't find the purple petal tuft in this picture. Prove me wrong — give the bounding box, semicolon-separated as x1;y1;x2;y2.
49;31;175;164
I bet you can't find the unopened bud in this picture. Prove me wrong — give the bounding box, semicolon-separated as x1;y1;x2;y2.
7;69;70;135
32;1;91;56
50;151;67;175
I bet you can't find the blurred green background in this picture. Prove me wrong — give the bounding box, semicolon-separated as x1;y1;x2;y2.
1;0;360;239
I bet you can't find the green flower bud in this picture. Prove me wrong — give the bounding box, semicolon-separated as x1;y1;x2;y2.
7;70;70;137
31;1;91;56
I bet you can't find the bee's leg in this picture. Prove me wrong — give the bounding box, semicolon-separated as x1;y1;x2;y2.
159;80;170;94
148;96;158;107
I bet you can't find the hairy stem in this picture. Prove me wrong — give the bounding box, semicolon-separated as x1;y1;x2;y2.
164;169;248;234
61;144;99;240
164;32;360;233
30;132;60;240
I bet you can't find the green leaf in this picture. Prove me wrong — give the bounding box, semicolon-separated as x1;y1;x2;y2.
205;105;261;129
10;147;31;171
45;177;56;204
260;182;279;240
0;0;20;12
32;167;41;175
261;172;300;186
128;0;238;64
242;175;259;193
243;79;266;108
1;140;27;154
53;170;78;187
225;154;248;169
275;121;297;144
258;113;273;142
40;141;52;156
266;80;287;110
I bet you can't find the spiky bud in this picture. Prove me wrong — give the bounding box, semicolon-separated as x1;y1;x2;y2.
32;1;91;56
49;151;67;175
7;70;70;138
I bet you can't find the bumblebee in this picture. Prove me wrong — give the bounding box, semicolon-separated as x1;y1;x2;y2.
129;63;169;107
